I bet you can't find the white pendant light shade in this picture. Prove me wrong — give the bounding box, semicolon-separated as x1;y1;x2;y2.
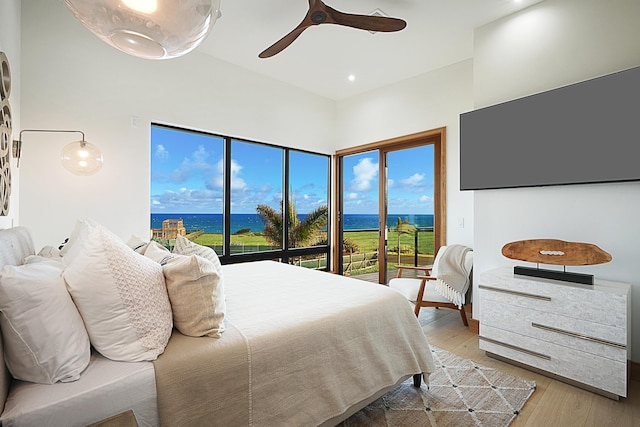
61;140;104;176
62;0;222;59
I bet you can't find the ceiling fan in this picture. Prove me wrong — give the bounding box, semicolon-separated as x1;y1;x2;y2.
259;0;407;58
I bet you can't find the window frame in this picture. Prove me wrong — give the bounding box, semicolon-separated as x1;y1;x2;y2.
333;127;446;279
151;123;331;269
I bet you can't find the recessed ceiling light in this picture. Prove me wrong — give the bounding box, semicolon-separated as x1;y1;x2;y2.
348;74;356;82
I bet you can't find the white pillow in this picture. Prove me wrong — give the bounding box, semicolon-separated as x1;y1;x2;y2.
0;259;91;384
61;218;98;265
162;254;226;338
173;235;223;276
63;225;173;362
127;234;149;254
144;241;176;264
36;246;63;261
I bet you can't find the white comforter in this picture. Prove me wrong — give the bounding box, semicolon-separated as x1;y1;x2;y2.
1;259;435;427
220;261;436;426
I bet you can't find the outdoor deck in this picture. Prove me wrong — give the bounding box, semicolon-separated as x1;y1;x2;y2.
349;269;421;284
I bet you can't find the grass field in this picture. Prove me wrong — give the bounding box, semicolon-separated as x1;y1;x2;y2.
191;229;434;258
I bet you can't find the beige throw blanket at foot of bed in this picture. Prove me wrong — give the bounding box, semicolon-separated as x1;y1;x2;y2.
224;261;436;426
152;323;250;426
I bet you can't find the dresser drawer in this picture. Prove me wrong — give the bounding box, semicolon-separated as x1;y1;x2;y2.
480;299;626;362
480;326;627;397
479;275;627;329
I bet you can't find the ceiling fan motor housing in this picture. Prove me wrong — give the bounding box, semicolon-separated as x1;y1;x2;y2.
311;11;327;24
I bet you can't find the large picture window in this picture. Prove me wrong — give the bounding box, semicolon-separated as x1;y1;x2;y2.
150;124;330;268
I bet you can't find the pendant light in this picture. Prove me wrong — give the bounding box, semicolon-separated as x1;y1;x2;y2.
62;0;222;59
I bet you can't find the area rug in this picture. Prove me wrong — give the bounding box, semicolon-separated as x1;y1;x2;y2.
339;346;536;427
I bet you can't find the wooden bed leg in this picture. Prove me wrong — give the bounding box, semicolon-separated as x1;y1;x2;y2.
413;373;422;388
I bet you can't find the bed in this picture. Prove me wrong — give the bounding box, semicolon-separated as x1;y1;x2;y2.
0;226;436;426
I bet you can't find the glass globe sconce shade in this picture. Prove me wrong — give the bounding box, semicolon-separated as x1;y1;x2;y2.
12;130;104;176
62;0;222;59
61;140;104;176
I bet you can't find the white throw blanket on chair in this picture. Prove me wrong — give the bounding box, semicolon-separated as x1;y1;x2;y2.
434;245;472;308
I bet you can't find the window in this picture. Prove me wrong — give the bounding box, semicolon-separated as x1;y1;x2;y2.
288;150;330;269
150;124;330;268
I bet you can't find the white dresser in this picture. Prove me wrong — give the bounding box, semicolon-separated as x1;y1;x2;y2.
479;267;630;399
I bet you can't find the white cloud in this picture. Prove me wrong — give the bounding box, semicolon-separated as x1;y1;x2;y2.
152;188;223;212
181;145;212;171
165;145;217;184
211;158;246;190
346;192;359;200
155;144;169;161
350;158;378;192
419;195;433;202
231;164;247;190
401;173;425;186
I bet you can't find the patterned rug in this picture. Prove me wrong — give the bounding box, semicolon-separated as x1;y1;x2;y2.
340;346;536;427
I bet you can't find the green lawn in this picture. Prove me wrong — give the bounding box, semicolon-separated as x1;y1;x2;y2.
184;230;434;276
344;229;434;256
190;229;434;257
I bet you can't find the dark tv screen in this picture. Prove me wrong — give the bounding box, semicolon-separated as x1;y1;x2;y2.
460;66;640;190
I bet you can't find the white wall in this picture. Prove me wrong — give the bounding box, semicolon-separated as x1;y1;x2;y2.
0;0;21;230
335;60;475;246
19;0;335;249
473;0;640;361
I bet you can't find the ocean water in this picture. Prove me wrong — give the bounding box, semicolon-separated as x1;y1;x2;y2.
151;213;434;233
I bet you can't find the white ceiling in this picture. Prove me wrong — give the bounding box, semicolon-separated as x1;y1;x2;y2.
197;0;544;100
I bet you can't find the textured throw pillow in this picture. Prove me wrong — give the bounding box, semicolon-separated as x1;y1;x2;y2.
63;225;173;362
0;259;91;384
173;235;223;276
162;254;226;338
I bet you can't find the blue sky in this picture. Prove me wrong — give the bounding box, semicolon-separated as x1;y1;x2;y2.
343;147;434;215
150;126;329;214
151;126;434;215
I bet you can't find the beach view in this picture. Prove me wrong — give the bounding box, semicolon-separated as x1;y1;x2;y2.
150;125;435;275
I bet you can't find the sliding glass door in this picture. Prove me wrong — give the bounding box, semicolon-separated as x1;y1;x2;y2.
335;129;445;284
384;145;435;283
339;151;380;278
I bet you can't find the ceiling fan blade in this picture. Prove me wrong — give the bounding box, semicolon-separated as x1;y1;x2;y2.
259;24;310;58
258;0;406;58
326;6;406;32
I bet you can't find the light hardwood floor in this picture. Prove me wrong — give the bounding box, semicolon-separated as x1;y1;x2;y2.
416;306;640;427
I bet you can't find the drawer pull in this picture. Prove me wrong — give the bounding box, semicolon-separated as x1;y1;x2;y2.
480;337;551;360
479;285;551;301
531;323;626;349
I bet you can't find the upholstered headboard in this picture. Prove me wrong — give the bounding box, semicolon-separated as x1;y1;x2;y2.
0;227;36;413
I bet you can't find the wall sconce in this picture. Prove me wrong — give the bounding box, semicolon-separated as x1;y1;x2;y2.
12;129;104;176
62;0;222;60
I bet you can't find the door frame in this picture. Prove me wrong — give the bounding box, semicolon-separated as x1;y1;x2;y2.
333;127;446;282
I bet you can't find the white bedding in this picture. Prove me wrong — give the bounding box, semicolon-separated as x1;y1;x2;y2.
0;225;435;427
221;261;436;426
0;351;158;427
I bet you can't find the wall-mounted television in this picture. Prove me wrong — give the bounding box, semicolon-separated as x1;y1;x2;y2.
460;65;640;191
